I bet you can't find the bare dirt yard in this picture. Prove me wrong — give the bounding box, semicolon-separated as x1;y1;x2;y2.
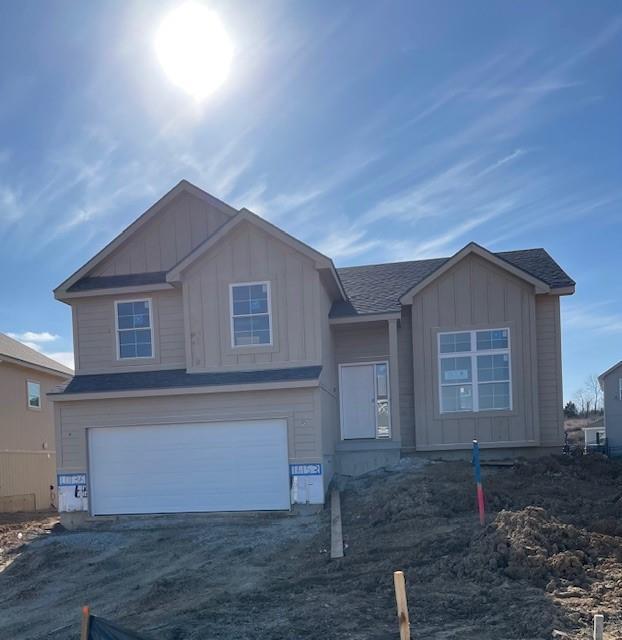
2;455;622;640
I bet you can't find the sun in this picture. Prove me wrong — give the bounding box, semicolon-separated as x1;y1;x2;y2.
155;2;233;101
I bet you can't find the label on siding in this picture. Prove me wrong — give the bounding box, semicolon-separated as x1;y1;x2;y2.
57;473;88;512
289;463;322;476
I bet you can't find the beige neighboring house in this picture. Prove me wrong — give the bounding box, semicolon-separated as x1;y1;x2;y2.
0;333;72;512
50;180;575;525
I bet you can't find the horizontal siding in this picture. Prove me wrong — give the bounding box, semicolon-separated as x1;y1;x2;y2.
603;363;622;448
56;388;320;473
73;288;185;374
334;322;389;363
0;451;56;511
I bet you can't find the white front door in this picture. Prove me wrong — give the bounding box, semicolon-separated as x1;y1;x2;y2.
88;419;290;515
340;364;377;439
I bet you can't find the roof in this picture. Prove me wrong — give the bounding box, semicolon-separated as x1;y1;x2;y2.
599;361;622;384
68;271;168;292
0;332;73;377
331;248;575;317
51;365;322;395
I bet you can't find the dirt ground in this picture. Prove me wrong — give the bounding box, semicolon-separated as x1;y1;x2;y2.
2;455;622;640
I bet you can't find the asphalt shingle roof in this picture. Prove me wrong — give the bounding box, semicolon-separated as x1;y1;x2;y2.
68;271;167;292
332;248;574;317
0;332;73;376
52;365;322;395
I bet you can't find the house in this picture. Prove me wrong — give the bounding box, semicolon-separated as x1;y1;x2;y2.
50;180;575;524
0;332;72;512
599;361;622;455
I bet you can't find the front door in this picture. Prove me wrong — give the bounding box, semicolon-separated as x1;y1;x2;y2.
340;364;377;439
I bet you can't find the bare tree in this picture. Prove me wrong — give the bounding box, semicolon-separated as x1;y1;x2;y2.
584;374;603;414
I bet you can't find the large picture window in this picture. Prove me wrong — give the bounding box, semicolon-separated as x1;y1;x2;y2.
115;299;153;359
438;328;511;413
230;282;272;347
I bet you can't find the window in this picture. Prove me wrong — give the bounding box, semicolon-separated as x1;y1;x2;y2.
115;299;153;359
27;381;41;410
438;328;511;413
375;363;391;438
230;282;272;347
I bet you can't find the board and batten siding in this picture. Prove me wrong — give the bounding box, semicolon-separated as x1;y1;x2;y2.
535;295;564;446
410;253;539;450
182;221;322;372
398;307;415;448
72;288;185;374
91;191;232;276
602;362;622;451
55;388;320;474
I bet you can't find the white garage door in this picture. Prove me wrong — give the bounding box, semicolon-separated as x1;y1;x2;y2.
88;420;290;515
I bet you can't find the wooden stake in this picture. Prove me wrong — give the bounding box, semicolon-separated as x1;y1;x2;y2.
80;606;90;640
593;614;604;640
330;488;344;559
393;571;411;640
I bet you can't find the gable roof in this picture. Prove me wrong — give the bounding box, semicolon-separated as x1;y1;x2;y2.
0;332;73;377
166;207;347;299
331;247;575;317
599;361;622;385
54;180;237;298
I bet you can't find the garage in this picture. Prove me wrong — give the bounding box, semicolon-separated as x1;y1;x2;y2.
88;419;290;515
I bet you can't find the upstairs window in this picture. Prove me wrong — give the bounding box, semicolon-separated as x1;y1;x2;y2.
439;328;511;414
27;380;41;410
230;282;272;347
115;299;153;359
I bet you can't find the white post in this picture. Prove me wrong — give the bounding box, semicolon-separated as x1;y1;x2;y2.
593;614;604;640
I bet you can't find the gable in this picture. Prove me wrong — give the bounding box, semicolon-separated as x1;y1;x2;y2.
90;189;232;277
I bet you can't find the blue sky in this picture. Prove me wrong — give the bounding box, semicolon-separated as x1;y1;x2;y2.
0;1;620;401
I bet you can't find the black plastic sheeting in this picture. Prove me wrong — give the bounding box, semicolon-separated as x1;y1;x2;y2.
89;615;156;640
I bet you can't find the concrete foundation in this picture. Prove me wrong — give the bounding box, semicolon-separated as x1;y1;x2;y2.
335;440;401;476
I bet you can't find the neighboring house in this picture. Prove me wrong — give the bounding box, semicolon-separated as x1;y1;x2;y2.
50;180;575;524
599;361;622;455
0;333;72;512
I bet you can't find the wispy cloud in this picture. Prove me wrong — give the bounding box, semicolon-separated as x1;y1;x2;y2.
7;331;59;343
564;301;622;334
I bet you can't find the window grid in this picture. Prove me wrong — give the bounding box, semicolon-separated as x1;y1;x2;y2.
230;281;273;347
115;299;153;360
438;329;512;413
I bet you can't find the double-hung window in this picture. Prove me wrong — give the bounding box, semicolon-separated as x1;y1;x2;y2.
439;328;511;413
116;299;153;359
230;282;272;347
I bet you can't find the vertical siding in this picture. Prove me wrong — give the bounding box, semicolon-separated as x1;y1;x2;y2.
398;308;415;448
56;389;320;473
411;254;539;450
73;288;185;374
603;364;622;450
535;295;564;446
183;221;322;371
91;191;231;276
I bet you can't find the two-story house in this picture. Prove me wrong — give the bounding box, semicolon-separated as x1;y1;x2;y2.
1;332;72;512
51;180;574;525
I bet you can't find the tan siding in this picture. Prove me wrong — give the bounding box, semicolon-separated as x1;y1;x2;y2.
56;389;320;473
73;288;185;374
334;322;389;363
91;191;231;276
398;307;415;448
536;295;564;446
0;362;62;510
183;221;322;371
410;253;540;450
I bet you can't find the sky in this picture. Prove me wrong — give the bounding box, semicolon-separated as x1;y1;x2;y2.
0;1;620;402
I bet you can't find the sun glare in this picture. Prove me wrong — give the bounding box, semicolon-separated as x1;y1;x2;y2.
155;2;233;101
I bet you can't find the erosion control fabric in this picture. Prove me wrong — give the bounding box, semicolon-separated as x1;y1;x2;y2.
89;615;155;640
